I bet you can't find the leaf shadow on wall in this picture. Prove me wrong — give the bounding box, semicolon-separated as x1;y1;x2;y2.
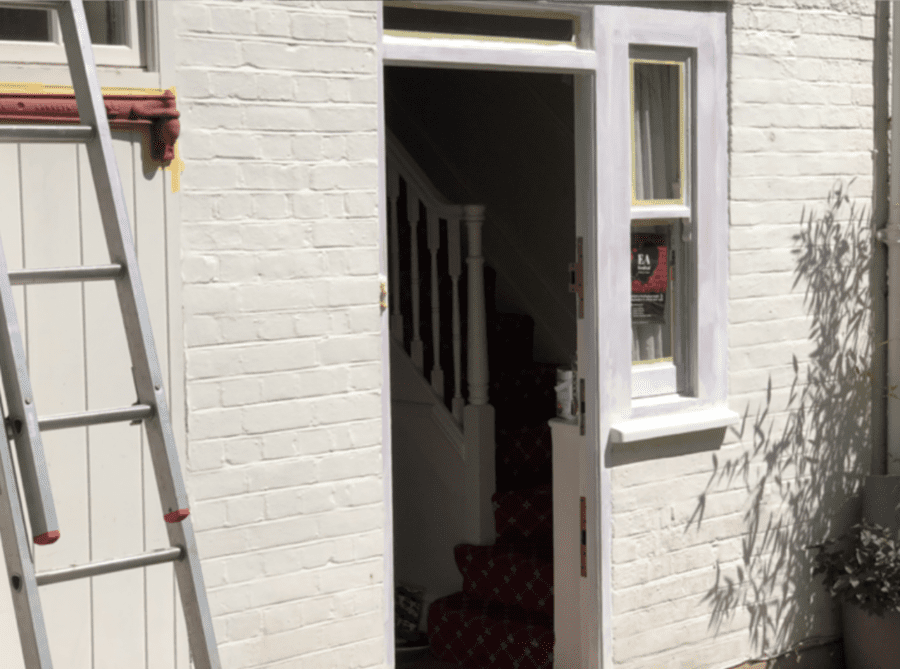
687;180;873;657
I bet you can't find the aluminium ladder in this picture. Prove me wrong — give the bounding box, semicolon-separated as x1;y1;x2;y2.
0;1;221;667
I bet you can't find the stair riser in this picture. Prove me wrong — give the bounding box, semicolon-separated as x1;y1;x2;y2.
455;545;553;617
492;485;552;539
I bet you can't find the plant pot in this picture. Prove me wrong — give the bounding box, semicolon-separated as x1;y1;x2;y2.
842;601;900;669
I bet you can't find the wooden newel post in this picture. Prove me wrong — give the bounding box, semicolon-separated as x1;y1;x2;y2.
462;204;495;545
464;205;489;406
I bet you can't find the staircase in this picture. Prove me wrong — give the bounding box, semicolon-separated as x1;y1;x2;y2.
427;313;558;668
388;129;563;667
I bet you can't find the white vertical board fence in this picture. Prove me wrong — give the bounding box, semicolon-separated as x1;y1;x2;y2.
0;133;187;669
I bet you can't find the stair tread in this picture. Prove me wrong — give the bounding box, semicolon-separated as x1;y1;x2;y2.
428;592;554;668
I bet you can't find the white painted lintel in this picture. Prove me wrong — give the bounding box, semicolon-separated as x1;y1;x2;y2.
383;34;596;72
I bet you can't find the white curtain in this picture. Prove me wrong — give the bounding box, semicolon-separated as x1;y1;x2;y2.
633;63;681;202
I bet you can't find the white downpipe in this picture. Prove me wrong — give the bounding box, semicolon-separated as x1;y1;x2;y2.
886;3;900;475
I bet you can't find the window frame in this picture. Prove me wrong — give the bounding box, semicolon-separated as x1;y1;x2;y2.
0;0;151;68
628;45;694;399
595;5;733;439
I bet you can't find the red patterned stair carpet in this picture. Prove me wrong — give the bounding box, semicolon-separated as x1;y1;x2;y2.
425;314;558;668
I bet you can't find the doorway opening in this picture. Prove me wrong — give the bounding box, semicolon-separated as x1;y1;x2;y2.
386;65;578;669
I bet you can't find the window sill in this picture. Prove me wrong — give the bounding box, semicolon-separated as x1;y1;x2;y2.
609;406;740;444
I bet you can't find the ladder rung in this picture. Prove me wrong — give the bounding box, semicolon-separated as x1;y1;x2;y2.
37;404;153;432
35;546;183;586
0;125;94;143
8;264;123;285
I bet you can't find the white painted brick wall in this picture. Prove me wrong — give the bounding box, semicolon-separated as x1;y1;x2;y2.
171;2;383;667
612;1;877;668
165;1;882;667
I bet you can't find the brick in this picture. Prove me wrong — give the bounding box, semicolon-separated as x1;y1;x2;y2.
224;609;263;642
210;316;258;345
251;193;291;220
290;193;325;221
209;71;258;100
236;281;320;312
312;220;377;247
317;560;382;596
183;160;242;190
183;254;219;283
291;13;328;41
310;163;378;191
242;400;315;433
225;438;264;466
247;516;320;553
189;439;226;472
188;380;221;410
315;447;381;482
347;15;376;43
260;432;302;460
214;193;254;221
310;106;376;133
258;134;297;160
209;6;255;34
348;363;380;391
255;8;292;37
316;335;379;365
240;163;309;190
173;3;211;32
185;315;222;347
259;73;313;102
176;37;243;68
347;419;381;448
189;407;245;439
242;104;314;131
246;458;318;493
226;495;266;526
241;42;315;70
177;69;212;99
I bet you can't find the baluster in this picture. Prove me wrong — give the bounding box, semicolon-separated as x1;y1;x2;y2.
388;166;403;342
448;215;464;422
427;209;444;399
464;205;489;405
407;181;424;371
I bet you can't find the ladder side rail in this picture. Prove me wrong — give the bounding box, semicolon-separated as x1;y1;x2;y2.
0;410;53;668
57;0;189;522
57;3;221;668
0;236;59;544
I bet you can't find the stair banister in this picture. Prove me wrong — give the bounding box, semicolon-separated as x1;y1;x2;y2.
427;210;444;398
448;216;464;423
406;180;425;371
388;131;496;545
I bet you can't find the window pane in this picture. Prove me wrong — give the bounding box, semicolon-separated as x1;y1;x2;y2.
631;221;675;363
84;1;128;45
384;6;574;42
0;7;51;41
0;2;127;44
631;60;684;203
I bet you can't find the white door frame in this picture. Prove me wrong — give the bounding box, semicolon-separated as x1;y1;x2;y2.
376;4;610;669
